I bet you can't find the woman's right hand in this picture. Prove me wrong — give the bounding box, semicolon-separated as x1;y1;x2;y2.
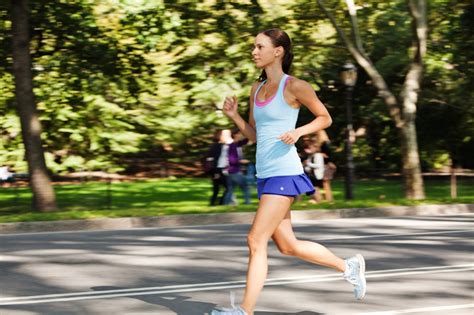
223;96;238;119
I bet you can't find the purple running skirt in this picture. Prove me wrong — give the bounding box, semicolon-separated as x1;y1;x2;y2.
256;174;315;199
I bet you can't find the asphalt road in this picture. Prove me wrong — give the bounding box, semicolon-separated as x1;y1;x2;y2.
1;214;473;315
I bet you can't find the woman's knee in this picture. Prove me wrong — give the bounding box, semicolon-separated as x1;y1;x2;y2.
247;233;268;254
275;241;297;256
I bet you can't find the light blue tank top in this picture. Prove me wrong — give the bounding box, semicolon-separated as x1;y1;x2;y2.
253;74;304;179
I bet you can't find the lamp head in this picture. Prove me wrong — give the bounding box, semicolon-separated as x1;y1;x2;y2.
340;62;358;87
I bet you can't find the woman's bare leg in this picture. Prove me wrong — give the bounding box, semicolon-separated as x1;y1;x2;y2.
272;211;368;301
323;180;333;202
272;211;345;271
309;187;322;203
240;194;294;314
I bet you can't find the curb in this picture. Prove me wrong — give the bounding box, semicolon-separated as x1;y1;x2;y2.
0;203;473;234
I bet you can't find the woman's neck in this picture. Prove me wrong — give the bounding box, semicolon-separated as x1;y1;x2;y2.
264;65;284;84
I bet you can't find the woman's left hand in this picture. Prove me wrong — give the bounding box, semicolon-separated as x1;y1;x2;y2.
278;130;300;145
222;96;239;119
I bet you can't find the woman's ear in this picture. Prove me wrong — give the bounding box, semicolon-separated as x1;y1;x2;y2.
274;46;284;57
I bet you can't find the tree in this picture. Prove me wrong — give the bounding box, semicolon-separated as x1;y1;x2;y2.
11;0;56;211
1;0;470;183
417;1;474;170
317;0;426;199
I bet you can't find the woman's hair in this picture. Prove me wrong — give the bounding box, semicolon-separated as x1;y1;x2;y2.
257;28;293;82
212;129;222;142
315;130;330;148
231;127;240;137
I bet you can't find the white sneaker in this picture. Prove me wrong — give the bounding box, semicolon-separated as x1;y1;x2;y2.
210;306;248;315
210;291;248;315
343;254;367;300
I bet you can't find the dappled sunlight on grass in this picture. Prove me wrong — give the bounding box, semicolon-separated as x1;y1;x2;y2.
0;177;472;222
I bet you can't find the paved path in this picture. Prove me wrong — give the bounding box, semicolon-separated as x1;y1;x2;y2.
1;214;473;314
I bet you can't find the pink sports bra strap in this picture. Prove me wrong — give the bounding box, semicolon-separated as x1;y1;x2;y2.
254;80;266;105
254;74;291;107
284;75;292;89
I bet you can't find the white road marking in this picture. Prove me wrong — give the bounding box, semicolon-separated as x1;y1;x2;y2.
318;229;474;241
0;264;472;305
1;228;472;242
358;303;474;314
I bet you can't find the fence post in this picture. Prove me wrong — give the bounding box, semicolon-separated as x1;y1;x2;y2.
106;175;112;209
450;159;457;199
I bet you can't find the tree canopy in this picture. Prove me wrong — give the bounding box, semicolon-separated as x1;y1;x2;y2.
1;0;472;175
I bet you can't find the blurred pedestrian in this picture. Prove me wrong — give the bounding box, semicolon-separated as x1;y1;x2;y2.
0;166;13;181
0;166;14;186
211;28;366;315
316;130;336;202
303;142;324;203
223;128;251;205
205;129;232;206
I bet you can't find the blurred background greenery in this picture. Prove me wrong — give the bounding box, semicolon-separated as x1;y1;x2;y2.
1;0;472;174
1;0;473;215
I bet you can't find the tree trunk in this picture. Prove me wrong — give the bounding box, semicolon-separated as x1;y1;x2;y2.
11;0;57;211
400;63;425;199
450;158;457;199
317;0;426;199
400;0;427;199
399;113;425;199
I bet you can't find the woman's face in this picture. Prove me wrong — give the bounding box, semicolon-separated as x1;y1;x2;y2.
252;33;282;69
220;129;232;143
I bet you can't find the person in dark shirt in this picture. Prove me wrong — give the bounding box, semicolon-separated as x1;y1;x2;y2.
206;129;232;206
223;128;251;205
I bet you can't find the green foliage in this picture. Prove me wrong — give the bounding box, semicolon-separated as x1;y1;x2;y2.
417;1;474;168
1;0;472;175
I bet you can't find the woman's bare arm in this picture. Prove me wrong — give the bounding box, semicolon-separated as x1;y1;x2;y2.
222;82;259;143
278;78;332;144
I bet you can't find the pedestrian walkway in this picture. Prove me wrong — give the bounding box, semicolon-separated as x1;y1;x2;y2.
0;203;472;234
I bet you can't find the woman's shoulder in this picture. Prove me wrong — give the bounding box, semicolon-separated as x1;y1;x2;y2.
250;81;264;99
251;81;262;92
286;75;313;92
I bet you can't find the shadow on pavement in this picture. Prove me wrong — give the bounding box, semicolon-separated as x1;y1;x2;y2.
255;312;323;315
92;286;216;315
91;286;323;315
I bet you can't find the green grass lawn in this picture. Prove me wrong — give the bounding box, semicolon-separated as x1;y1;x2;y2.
0;177;472;223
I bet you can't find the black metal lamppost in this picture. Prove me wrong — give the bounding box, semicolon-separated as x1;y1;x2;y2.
340;63;358;200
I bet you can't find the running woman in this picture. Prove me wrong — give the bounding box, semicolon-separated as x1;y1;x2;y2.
210;28;366;315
